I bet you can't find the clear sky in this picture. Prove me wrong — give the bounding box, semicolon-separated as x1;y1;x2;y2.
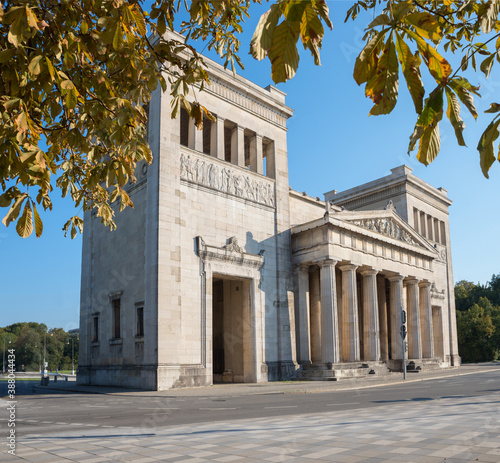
1;2;499;329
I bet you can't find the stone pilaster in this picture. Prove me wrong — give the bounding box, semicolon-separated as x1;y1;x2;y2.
231;125;245;167
388;275;404;361
213;116;224;159
188;116;203;152
360;268;381;361
296;264;311;364
419;281;434;359
319;260;340;364
339;263;360;362
406;278;422;359
377;276;389;362
250;134;263;174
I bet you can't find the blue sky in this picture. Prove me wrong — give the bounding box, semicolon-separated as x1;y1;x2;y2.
1;2;500;329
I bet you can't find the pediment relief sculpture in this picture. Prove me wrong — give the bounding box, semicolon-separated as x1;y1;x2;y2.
348;217;418;246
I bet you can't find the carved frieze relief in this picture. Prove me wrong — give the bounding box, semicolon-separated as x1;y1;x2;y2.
348;217;418;246
180;152;275;208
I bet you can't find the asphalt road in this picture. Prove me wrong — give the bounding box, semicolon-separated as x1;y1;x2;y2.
1;369;499;438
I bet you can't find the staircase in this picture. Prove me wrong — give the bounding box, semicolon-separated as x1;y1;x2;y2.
294;361;391;381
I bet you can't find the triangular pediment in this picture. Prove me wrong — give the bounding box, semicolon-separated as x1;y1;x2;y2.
332;210;437;254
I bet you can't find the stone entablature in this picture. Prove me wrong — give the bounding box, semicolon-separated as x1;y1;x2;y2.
326;166;452;215
205;77;289;129
292;210;438;274
180;147;276;209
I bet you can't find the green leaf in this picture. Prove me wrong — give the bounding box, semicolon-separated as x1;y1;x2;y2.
404;12;442;44
15;200;33;238
480;54;495;78
485;103;500;114
477;119;500;178
417;87;444;127
65;86;78;110
449;79;479;119
445;87;466;147
353;30;387;85
406;30;451;84
480;1;500;34
367;14;390;29
417;120;442;166
366;34;399;116
268;20;300;84
250;4;281;61
0;48;15;63
395;32;424;114
300;3;324;65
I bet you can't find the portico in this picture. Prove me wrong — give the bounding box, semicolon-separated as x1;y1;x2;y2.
292;207;445;375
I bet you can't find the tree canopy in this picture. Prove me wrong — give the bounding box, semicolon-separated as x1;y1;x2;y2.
2;0;500;238
1;322;78;372
455;274;500;363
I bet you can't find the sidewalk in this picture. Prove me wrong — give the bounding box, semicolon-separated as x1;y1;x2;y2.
13;369;500;463
33;362;500;397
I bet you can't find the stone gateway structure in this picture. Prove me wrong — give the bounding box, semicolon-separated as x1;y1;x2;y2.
78;45;460;390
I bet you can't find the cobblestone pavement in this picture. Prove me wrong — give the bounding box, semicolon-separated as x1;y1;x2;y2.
7;387;500;462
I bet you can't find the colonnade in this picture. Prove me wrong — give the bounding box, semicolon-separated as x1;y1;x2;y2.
296;260;436;367
182;109;275;177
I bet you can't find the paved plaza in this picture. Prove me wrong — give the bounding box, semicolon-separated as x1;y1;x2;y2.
3;367;500;463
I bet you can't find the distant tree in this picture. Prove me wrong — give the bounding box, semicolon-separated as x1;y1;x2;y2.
457;304;496;363
455;274;500;363
1;322;77;371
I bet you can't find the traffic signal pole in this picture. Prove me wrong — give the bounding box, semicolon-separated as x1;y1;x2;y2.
401;310;407;380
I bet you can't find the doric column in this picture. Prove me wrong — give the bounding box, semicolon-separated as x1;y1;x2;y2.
388;275;404;361
188;117;203;152
406;278;422;359
319;259;340;364
360;268;381;361
296;264;311;364
419;281;434;359
250;134;263;174
309;267;321;363
377;276;389;361
231;126;245;167
339;263;360;362
214;116;224;159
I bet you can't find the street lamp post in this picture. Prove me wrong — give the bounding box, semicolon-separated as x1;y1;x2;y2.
2;336;5;375
71;335;75;376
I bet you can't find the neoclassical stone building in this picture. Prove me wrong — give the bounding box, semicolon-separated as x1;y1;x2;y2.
78;40;460;390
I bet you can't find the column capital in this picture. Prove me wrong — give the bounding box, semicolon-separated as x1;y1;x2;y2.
318;259;337;268
404;277;420;286
217;115;225;122
297;263;310;272
359;267;378;277
387;274;405;282
338;263;358;272
418;280;432;289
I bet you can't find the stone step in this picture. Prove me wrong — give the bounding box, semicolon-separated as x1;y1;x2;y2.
295;361;392;381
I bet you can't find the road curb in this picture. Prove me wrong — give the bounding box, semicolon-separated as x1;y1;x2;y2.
31;365;500;397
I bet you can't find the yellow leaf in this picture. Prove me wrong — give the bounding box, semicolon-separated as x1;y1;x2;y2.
395;32;424;114
32;202;43;238
268;20;301;84
16;200;33;238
